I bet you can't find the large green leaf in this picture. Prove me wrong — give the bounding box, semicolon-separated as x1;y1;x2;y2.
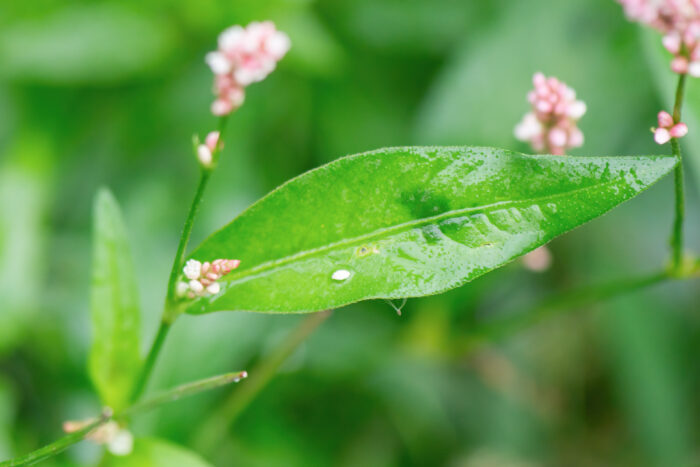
90;188;141;411
187;147;676;314
101;438;212;467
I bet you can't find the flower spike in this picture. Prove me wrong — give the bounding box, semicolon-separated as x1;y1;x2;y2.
177;258;241;299
205;21;290;116
514;72;586;155
617;0;700;77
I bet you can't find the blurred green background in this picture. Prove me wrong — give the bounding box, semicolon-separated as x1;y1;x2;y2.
1;0;699;465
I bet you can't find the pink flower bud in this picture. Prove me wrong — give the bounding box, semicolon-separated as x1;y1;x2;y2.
205;131;221;152
567;100;587;120
205;51;232;75
522;246;552;272
654;127;671;144
548;127;568;148
568;127;584;148
211;99;233;116
533;72;546;87
657;111;674;128
663;33;682;54
671;56;689;74
670;122;688;138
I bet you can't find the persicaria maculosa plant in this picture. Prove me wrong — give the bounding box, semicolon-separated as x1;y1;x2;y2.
3;8;699;466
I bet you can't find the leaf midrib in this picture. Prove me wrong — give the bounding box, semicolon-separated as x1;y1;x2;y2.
217;179;622;286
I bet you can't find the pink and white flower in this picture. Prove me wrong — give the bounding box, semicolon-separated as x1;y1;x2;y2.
653;110;688;144
514;73;586;155
196;131;222;168
205;21;291;116
177;258;241;299
617;0;700;76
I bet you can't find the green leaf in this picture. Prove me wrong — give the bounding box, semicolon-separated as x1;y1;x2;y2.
101;438;212;467
188;147;676;314
90;188;141;411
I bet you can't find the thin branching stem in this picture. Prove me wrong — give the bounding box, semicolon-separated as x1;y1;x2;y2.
0;416;109;467
0;371;246;467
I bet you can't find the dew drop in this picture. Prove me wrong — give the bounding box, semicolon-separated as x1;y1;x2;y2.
331;269;352;281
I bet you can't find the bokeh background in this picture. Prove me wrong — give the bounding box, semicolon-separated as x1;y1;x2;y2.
1;0;699;465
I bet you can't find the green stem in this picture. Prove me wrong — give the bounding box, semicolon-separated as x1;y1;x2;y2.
129;321;171;403
1;371;247;467
458;270;670;354
194;311;331;453
129;169;211;404
121;371;247;418
131;116;229;403
0;415;109;467
164;169;213;309
670;73;687;271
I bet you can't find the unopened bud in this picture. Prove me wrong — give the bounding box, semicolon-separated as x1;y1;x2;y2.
197;144;213;168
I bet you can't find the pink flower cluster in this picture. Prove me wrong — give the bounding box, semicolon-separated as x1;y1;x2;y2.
617;0;700;76
177;258;241;299
514;73;586;155
205;21;291;116
653;110;688;143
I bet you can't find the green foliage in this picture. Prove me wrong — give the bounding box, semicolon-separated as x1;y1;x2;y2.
188;147;676;313
0;4;175;85
90;189;141;411
101;438;212;467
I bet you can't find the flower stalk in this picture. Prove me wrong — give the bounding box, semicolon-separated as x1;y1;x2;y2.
670;73;687;272
0;372;247;467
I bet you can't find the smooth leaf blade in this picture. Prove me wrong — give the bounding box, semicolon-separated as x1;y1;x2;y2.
90;188;141;411
188;147;676;314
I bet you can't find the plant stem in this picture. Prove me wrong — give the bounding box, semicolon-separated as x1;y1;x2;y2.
1;371;247;467
129;321;171;403
0;415;109;467
194;311;331;453
121;371;247;418
164;169;213;310
458;270;670;354
670;73;687;271
131;116;229;403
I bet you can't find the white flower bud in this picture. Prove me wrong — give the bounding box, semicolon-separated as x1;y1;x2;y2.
205;51;232;75
184;259;202;280
206;282;221;295
197;145;213;168
176;281;189;297
189;280;204;294
107;429;134;456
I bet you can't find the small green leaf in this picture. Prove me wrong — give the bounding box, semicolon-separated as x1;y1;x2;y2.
188;147;676;314
100;438;212;467
90;188;141;411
